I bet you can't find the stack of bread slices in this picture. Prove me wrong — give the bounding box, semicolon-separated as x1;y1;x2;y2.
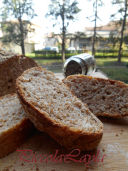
0;51;37;158
1;50;128;158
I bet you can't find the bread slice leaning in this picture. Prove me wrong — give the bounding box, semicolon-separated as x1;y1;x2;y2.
63;75;128;118
16;67;103;151
0;50;38;96
0;94;34;158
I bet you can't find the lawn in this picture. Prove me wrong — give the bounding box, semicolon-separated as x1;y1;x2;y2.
96;58;128;83
99;67;128;83
26;53;128;83
35;59;62;65
96;57;128;66
27;53;128;66
96;57;128;83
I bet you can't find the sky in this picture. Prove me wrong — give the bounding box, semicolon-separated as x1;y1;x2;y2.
0;0;122;34
31;0;121;34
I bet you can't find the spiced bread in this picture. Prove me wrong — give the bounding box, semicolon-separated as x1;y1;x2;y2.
0;94;34;158
63;75;128;118
16;67;103;151
0;50;38;96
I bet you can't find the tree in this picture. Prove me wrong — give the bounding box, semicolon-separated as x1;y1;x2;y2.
1;20;34;52
87;0;104;56
111;0;128;63
46;0;81;62
92;0;104;56
0;0;36;55
109;31;119;49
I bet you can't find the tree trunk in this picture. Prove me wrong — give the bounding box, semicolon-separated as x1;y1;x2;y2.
118;0;127;63
62;27;66;63
18;17;25;55
92;0;98;56
62;0;66;63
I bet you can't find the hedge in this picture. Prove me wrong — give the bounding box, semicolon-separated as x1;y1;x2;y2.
33;49;128;59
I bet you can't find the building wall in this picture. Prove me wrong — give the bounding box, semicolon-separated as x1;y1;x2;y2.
0;42;34;54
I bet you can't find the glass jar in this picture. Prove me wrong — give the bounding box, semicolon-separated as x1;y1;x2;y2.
63;53;96;77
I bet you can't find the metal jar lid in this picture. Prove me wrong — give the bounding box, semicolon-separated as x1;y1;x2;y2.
63;53;96;77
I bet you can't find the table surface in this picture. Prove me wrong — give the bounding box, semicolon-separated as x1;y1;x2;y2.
0;73;128;171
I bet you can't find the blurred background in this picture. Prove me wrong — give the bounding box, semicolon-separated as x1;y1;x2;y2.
0;0;128;82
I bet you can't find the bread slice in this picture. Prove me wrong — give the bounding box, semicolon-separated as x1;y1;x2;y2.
16;67;103;151
0;93;34;158
63;75;128;118
0;50;38;96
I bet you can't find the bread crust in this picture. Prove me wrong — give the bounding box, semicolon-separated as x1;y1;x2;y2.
16;67;103;151
0;54;38;96
0;94;34;158
0;117;34;158
63;75;128;118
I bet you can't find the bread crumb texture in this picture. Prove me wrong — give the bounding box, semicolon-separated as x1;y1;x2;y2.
0;94;27;134
63;75;128;117
0;93;33;158
17;67;103;133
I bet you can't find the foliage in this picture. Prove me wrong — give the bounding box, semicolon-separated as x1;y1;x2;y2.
95;48;128;58
0;0;36;54
108;31;120;49
46;0;81;62
26;49;128;60
1;20;33;46
87;0;104;56
47;0;80;26
111;0;128;62
124;35;128;44
1;0;36;19
33;50;80;59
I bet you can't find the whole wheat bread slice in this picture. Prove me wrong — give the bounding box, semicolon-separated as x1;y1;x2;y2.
0;50;38;96
63;75;128;118
16;67;103;151
0;94;34;158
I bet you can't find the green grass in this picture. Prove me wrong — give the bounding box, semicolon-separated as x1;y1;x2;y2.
26;52;79;60
27;54;128;83
96;57;128;66
96;58;128;83
35;57;128;66
100;67;128;83
35;59;62;65
27;52;128;66
26;53;36;58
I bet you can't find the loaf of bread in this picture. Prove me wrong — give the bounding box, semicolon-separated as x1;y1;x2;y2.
0;94;34;158
16;67;103;151
0;50;38;96
63;75;128;118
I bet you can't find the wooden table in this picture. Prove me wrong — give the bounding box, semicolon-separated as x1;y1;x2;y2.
0;73;128;171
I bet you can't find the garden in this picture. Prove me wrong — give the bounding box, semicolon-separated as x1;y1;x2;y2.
26;49;128;83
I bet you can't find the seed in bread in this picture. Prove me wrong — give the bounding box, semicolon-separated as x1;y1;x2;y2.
0;50;38;96
0;94;34;158
63;75;128;118
16;67;103;151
